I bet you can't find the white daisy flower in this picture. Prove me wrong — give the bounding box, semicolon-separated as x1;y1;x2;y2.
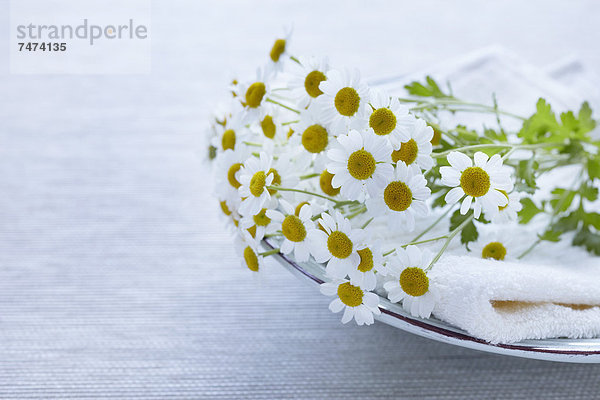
209;102;249;153
238;152;275;216
234;235;263;273
492;190;522;223
326;129;393;201
213;147;251;210
364;89;414;149
238;67;275;121
317;69;369;135
266;200;314;262
347;241;384;289
320;278;380;325
293;106;331;157
366;161;430;232
267;26;293;72
440;151;513;219
239;198;279;244
391;118;435;171
383;245;437;319
287;56;330;109
308;211;366;278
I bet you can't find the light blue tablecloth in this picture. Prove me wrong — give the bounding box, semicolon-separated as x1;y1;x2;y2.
1;0;599;398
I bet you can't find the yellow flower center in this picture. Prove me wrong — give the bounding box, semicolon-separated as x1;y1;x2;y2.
282;215;307;242
499;190;509;211
384;181;413;211
400;267;429;297
227;163;243;189
245;82;266;108
267;168;281;195
430;126;442;146
334;87;360;117
243;246;259;272
249;171;266;197
369;108;397;136
304;70;326;98
482;242;507;261
261;115;276;139
287;127;294;138
337;282;364;307
219;200;231;216
253;208;271;227
392;139;418;165
357;248;374;272
295;201;309;216
301;124;328;153
222;129;236;151
327;231;353;259
460;167;491;197
319;170;340;196
347;149;376;180
247;225;257;238
270;39;286;62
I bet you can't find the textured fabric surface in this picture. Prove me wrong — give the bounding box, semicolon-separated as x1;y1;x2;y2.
1;0;600;398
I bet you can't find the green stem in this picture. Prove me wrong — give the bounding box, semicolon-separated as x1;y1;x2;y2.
432;142;563;159
427;214;474;270
282;120;299;126
259;248;280;256
383;249;396;257
266;98;301;114
517;239;541;260
361;217;374;229
290;55;302;65
299;173;319;180
403;235;448;247
410;206;454;243
346;206;367;219
401;97;526;120
266;186;341;204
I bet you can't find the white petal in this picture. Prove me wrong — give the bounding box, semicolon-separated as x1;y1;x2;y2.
445;187;464;204
447;151;472;170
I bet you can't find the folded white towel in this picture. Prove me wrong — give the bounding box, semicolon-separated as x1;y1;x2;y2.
430;255;600;343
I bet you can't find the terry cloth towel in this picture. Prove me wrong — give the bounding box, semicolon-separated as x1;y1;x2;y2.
430;256;600;344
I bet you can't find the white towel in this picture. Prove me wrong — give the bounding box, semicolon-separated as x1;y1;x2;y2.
430;256;600;344
379;47;600;343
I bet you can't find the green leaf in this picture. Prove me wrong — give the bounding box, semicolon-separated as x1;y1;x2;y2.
538;229;562;242
404;76;452;99
573;227;600;256
550;188;576;213
515;159;538;191
580;183;598;201
449;210;478;248
518;198;543;224
583;212;600;230
518;98;561;144
460;219;478;248
588;156;600;181
553;211;582;232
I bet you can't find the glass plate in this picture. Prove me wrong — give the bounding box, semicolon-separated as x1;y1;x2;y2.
263;238;600;363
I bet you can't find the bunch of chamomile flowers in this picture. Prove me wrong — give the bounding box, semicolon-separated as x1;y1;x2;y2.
207;31;599;325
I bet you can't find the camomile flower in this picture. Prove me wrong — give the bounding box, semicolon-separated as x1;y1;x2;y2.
440;151;513;219
391;118;435;171
287;56;330;109
213;147;251;209
317;69;369;135
266;200;314;262
366;161;430;232
383;245;437;319
308;211;366;278
320;278;380;325
239;198;279;244
347;241;384;289
238;152;275;216
234;235;263;273
471;230;519;261
217;197;241;232
492;190;522;223
267;26;293;72
364;90;414;149
209;102;248;153
238;68;275;121
326;129;393;200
